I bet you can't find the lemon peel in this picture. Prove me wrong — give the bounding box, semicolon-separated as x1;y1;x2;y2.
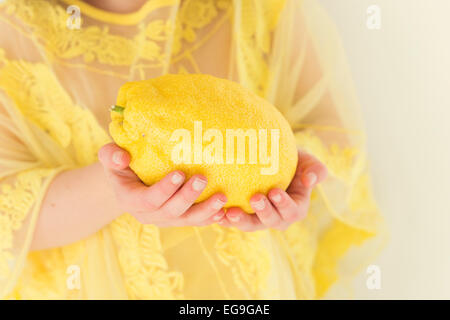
109;74;298;213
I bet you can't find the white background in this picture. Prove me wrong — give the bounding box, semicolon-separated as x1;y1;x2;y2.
319;0;450;299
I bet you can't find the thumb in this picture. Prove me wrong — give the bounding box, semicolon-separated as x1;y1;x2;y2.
298;150;328;188
98;143;131;171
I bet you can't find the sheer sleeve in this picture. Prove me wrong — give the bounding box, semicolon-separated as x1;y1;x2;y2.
0;88;69;298
277;0;383;230
232;0;386;298
276;0;386;298
0;6;79;296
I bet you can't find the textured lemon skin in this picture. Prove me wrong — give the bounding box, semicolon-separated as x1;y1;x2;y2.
110;74;298;213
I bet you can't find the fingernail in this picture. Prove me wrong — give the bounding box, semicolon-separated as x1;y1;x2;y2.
171;172;183;185
271;193;282;203
306;172;317;186
192;178;207;191
212;199;225;210
228;214;240;222
251;199;265;211
112;151;123;165
213;212;224;221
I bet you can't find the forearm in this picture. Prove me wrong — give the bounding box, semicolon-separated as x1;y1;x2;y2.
31;162;122;250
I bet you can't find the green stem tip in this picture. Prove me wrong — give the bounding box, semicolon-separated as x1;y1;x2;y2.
111;105;125;114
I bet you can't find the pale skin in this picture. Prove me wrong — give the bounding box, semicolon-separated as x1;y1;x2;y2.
30;0;329;250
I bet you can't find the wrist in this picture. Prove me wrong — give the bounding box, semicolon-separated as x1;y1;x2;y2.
91;162;124;220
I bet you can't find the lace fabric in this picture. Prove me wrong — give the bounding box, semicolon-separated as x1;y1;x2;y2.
0;0;385;299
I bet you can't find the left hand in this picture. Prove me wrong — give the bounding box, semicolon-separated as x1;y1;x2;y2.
218;150;328;231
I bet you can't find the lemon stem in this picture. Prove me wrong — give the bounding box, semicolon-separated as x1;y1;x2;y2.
111;105;124;114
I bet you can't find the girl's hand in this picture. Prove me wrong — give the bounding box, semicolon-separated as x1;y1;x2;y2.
220;150;328;231
98;143;227;227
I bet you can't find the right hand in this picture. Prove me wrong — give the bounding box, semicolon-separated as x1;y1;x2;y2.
98;143;227;227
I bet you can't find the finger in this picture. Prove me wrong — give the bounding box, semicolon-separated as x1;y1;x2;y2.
199;207;227;226
216;217;232;227
98;143;131;171
301;163;328;188
286;151;325;197
183;193;227;223
268;188;307;223
138;171;186;210
159;175;208;218
250;194;283;228
298;150;328;187
98;143;144;201
225;207;264;232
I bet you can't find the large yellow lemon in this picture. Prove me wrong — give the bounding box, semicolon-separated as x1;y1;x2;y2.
110;74;298;213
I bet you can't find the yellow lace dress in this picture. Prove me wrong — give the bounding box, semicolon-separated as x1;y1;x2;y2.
0;0;385;299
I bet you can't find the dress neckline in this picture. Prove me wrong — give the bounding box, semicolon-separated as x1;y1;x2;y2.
60;0;178;26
